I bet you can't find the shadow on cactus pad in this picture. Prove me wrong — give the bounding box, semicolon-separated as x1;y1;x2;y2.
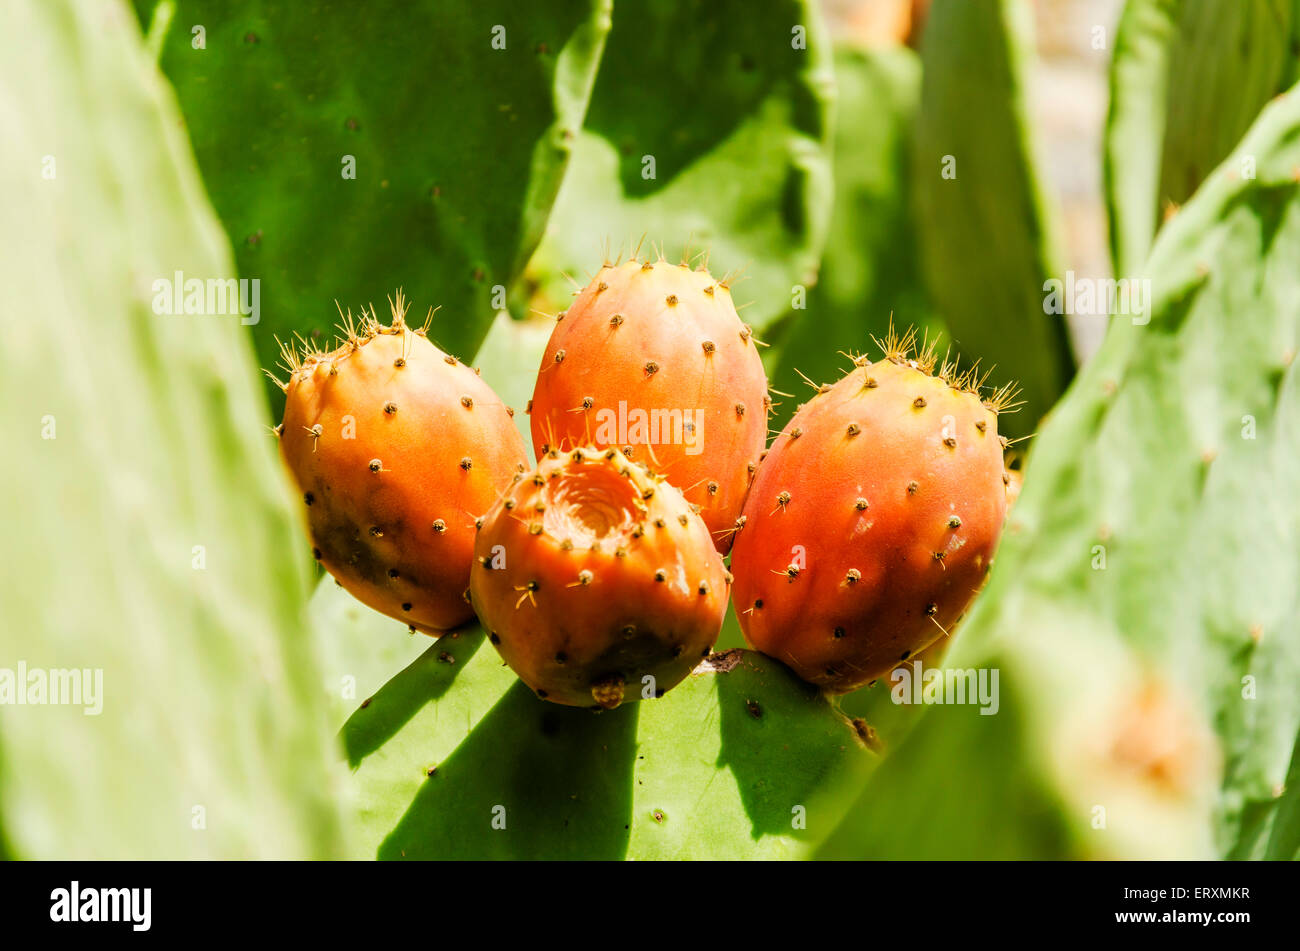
321;581;873;859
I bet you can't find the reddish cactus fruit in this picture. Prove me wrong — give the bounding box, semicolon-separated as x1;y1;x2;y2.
470;445;729;708
527;256;768;554
729;328;1016;693
274;292;529;635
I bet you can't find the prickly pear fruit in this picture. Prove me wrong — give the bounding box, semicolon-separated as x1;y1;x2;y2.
729;328;1015;693
1003;456;1024;511
469;445;730;708
274;293;529;635
527;256;769;554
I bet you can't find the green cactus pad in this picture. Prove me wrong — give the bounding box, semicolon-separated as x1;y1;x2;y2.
1106;0;1300;275
134;0;612;412
911;0;1075;439
521;0;835;334
767;44;939;433
0;0;347;858
819;82;1300;860
312;581;872;859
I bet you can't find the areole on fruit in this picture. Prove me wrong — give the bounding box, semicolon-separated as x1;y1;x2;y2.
470;445;730;708
272;291;529;635
730;325;1018;694
527;252;769;554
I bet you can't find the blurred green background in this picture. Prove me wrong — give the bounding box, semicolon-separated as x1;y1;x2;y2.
1;0;1297;860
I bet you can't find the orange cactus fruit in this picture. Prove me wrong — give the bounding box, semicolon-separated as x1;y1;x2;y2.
527;255;769;554
730;327;1017;693
470;445;729;708
274;292;529;635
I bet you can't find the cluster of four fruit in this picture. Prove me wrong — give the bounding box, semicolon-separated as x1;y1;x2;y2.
275;259;1011;709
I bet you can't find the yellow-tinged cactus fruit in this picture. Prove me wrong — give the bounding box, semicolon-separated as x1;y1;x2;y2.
275;293;529;635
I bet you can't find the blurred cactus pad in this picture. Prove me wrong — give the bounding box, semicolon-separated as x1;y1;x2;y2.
0;0;1296;860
